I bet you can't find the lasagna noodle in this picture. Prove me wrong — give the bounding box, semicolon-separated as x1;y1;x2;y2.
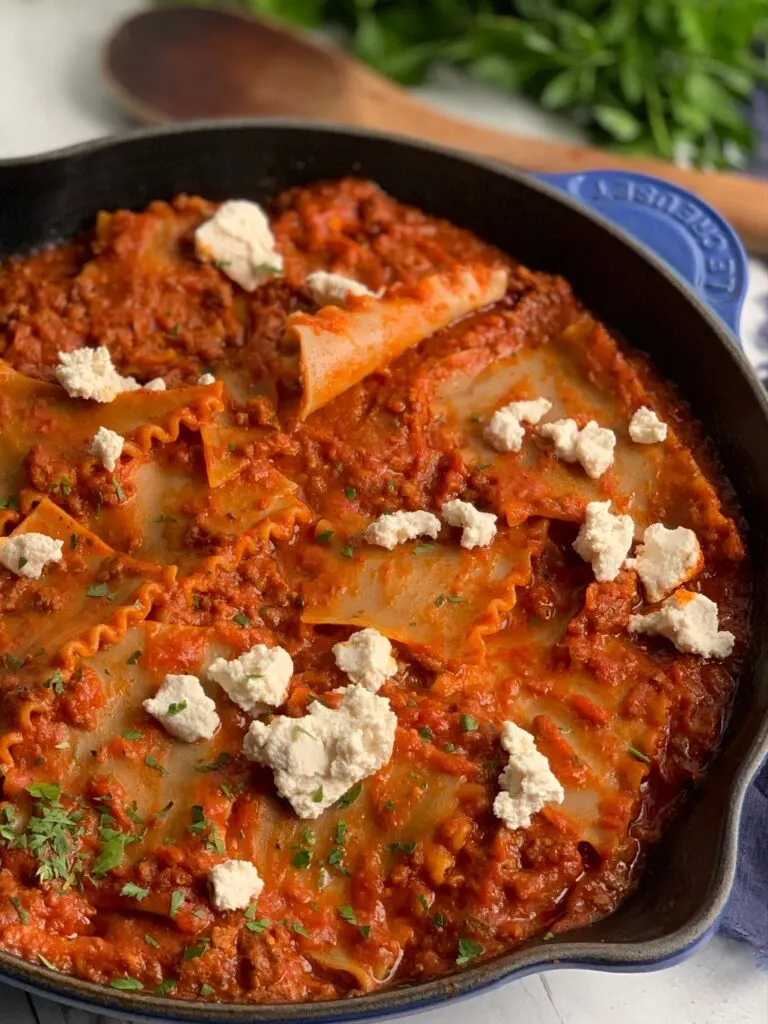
0;498;169;666
302;522;545;664
289;265;509;419
0;361;223;510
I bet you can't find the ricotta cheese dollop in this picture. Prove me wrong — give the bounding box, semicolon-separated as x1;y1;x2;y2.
484;398;552;453
627;523;702;603
55;347;139;403
493;721;565;831
0;533;63;580
572;500;634;582
364;510;441;550
305;270;378;306
89;426;125;472
628;590;734;658
629;406;668;444
144;378;166;392
207;643;294;713
333;628;397;692
539;418;616;479
243;684;397;819
440;498;497;549
197;373;216;386
209;859;264;912
143;674;220;743
195;199;283;292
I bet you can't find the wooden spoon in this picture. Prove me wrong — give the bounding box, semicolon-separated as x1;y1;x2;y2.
104;5;768;253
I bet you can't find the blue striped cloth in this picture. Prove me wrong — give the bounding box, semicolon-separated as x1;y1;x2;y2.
720;86;768;965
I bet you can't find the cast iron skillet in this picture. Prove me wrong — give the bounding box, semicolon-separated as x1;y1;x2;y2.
0;121;766;1024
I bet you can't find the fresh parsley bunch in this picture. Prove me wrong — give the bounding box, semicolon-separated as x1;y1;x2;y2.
188;0;768;168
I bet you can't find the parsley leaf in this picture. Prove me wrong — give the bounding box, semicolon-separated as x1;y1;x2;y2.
456;938;483;966
109;977;143;991
121;882;149;901
315;529;334;545
169;890;185;917
336;781;362;808
338;904;357;924
459;714;478;732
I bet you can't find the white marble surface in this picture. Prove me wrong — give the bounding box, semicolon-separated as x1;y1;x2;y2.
0;2;767;1023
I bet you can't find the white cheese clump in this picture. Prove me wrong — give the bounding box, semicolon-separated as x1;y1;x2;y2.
484;398;552;453
539;418;616;478
209;859;264;912
89;426;125;472
629;590;734;658
627;523;702;603
441;498;497;549
629;407;668;444
364;510;440;550
572;500;634;582
0;533;63;580
333;628;397;692
144;378;166;391
195;199;283;291
208;644;294;713
493;721;565;831
306;270;377;306
243;684;397;819
55;347;139;403
197;373;216;386
143;674;220;742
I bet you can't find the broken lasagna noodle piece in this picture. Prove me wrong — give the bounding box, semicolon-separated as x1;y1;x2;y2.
0;178;748;1006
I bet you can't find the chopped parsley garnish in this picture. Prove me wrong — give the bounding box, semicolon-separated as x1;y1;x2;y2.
121;882;149;902
27;782;60;802
385;480;395;492
199;983;215;997
389;842;416;855
2;653;24;672
412;544;433;554
44;669;64;695
335;820;347;845
456;938;484;966
153;512;179;523
109;977;143;991
459;714;478;732
418;893;430;913
182;941;208;961
144;933;159;948
126;650;142;665
0;495;17;509
628;745;652;764
166;323;181;338
69;534;78;550
169;890;185;918
418;726;432;742
121;729;142;741
433;912;446;928
193;752;232;773
155;978;176;996
17;557;27;570
292;922;309;937
38;954;58;971
94;490;103;518
86;582;111;599
340;543;354;558
336;781;362;808
113;479;125;502
166;701;187;716
315;529;334;545
338;905;357;924
292;849;311;869
233;612;250;628
384;800;395;811
11;896;28;924
245;916;271;933
443;743;457;753
92;833;127;876
311;786;324;803
344;486;357;500
227;442;238;453
543;931;555;941
145;755;168;776
192;593;201;610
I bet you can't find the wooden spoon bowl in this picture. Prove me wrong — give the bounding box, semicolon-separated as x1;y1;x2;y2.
104;5;768;253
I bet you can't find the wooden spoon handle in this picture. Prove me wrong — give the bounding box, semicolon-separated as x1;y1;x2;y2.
375;93;768;255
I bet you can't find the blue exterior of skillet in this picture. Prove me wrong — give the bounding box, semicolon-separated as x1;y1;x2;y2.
0;120;764;1024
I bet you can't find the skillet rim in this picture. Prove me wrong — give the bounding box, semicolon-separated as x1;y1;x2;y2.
0;117;766;1023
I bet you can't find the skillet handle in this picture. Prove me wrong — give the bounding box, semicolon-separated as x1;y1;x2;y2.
536;169;748;339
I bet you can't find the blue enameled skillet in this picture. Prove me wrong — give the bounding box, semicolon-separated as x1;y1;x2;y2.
0;120;766;1023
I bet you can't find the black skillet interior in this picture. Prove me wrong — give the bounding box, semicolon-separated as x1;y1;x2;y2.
0;121;767;1022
